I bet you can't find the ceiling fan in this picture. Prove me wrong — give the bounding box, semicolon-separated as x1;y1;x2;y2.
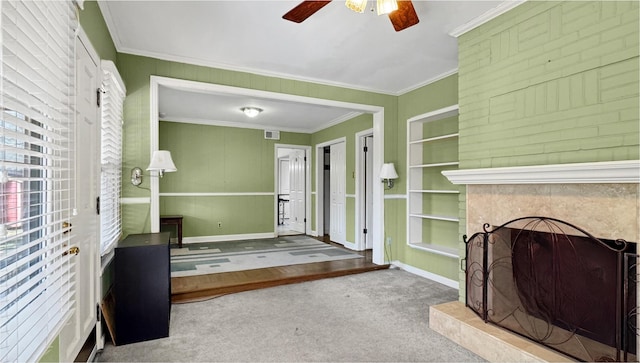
282;0;420;32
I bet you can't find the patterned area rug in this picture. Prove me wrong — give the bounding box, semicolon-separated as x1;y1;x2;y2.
170;235;363;277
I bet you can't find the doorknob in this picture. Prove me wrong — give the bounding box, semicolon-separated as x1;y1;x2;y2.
63;221;72;234
63;246;80;256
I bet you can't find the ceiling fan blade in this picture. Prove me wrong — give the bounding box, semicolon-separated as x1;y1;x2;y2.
388;0;419;32
283;1;332;23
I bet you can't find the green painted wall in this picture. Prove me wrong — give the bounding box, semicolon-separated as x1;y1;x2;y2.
116;53;398;238
310;113;373;242
157;121;310;236
456;0;639;298
79;1;117;62
38;337;59;363
458;1;639;169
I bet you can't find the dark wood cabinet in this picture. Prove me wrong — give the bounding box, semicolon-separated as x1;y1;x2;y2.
113;232;171;345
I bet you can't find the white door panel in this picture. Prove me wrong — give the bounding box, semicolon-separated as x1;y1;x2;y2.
329;142;346;245
59;36;99;363
289;150;306;233
365;136;374;249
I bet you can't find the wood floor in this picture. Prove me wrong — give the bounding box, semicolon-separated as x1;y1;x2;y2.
171;236;388;303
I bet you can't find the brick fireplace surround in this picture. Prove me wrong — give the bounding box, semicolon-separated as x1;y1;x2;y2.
430;160;640;362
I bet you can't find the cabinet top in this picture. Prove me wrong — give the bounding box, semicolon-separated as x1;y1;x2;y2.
118;232;170;248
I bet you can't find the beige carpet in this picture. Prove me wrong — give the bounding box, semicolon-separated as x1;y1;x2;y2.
97;269;484;362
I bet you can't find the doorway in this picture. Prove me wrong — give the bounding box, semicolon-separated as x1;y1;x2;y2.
315;138;346;246
274;144;311;237
150;77;387;264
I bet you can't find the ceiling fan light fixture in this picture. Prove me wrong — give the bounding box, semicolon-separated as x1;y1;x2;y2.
240;107;263;118
376;0;398;15
345;0;367;13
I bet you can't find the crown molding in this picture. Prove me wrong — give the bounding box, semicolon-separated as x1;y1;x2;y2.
449;0;528;38
443;160;640;185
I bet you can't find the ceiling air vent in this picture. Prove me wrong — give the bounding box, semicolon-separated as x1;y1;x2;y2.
264;130;280;140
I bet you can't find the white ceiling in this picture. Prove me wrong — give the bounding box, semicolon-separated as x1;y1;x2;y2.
99;0;506;133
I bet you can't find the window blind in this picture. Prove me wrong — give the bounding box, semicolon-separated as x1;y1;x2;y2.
99;62;125;256
0;1;76;362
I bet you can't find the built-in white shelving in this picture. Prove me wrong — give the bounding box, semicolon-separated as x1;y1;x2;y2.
406;104;460;259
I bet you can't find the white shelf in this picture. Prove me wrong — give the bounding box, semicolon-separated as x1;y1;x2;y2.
410;161;459;168
408;242;459;258
409;189;459;194
407;104;461;265
409;213;459;222
409;133;459;145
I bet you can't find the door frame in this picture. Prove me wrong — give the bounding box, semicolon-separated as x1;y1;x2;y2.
355;129;374;251
314;137;346;240
274;144;312;236
149;76;386;265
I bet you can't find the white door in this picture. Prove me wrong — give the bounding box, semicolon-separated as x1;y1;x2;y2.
364;136;374;249
288;150;306;233
59;36;100;363
329;142;346;244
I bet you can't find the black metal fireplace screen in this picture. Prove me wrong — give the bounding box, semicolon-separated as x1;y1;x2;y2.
464;216;638;362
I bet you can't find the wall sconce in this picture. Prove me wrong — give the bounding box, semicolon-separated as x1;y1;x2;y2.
380;163;398;189
131;150;177;186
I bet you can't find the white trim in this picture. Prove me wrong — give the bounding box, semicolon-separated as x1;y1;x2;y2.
310;230;318;237
149;76;386;265
442;160;640;185
391;261;459;290
159;192;274;197
120;197;151;204
308;112;363;134
449;0;528;38
384;194;407;199
396;69;459;96
183;232;276;244
346;194;356;198
311;191;317;195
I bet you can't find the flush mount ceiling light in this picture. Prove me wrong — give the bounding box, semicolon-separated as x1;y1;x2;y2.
240;107;263;118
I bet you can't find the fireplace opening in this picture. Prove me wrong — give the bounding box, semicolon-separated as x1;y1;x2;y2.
465;217;638;362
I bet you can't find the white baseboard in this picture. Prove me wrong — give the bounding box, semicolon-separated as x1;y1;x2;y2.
183;232;276;244
391;260;459;290
310;230;318;237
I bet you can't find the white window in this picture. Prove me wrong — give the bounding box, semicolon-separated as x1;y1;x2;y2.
99;61;125;256
0;1;76;362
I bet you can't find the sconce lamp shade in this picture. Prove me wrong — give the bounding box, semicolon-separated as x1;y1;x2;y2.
147;150;177;174
380;163;398;179
380;163;398;189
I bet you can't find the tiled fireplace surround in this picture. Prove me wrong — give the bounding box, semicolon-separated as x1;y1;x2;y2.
430;160;640;362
